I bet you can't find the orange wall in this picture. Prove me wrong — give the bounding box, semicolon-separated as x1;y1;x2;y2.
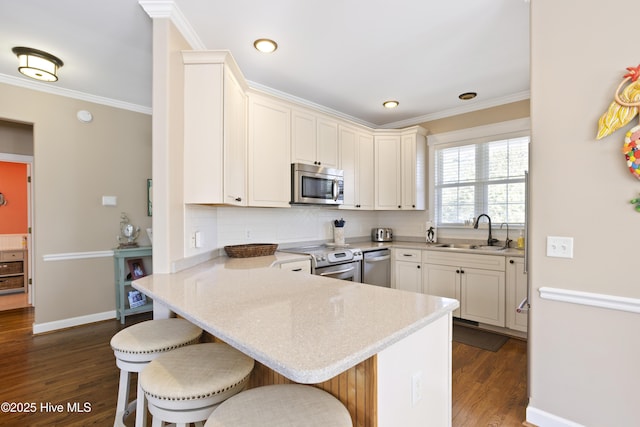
0;161;28;233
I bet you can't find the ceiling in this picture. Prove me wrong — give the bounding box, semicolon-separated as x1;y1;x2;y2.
0;0;530;128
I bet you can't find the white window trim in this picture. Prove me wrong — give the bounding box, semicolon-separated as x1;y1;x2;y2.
427;118;530;228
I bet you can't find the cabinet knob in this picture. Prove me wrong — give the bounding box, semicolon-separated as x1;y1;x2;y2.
235;197;242;202
509;259;515;264
456;269;460;274
417;265;421;269
412;205;415;208
398;205;401;209
461;269;465;274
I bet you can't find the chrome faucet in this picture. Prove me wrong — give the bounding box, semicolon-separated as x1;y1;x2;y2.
474;214;499;246
500;222;512;248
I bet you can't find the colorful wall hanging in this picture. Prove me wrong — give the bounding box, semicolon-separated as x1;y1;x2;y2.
597;64;640;180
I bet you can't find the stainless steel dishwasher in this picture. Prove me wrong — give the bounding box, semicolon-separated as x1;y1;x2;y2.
362;248;391;287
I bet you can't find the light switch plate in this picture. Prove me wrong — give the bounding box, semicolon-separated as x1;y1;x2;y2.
547;236;574;258
102;195;117;206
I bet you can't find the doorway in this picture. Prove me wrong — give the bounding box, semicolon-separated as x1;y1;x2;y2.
0;120;34;311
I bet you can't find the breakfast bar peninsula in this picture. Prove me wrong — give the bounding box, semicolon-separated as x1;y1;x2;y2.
132;255;459;427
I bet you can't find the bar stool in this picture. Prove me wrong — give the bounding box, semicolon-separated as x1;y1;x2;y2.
110;318;203;427
140;342;255;427
204;384;352;427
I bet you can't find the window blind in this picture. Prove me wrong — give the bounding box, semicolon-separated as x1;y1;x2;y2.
434;136;529;226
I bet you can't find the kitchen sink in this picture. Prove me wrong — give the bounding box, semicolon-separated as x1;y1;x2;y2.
435;243;506;251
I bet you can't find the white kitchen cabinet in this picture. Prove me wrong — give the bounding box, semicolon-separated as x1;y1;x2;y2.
400;128;426;210
422;263;461;317
247;93;292;207
392;248;422;292
374;126;426;210
374;134;402;209
183;51;247;205
291;109;338;168
506;257;528;333
423;250;506;327
339;125;374;209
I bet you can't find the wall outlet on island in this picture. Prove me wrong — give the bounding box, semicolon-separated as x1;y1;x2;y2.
411;370;423;406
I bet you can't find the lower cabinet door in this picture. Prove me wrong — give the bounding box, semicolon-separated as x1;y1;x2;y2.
394;261;422;293
459;267;506;327
422;263;460;317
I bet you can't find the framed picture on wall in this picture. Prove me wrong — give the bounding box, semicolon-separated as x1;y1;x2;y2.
127;258;146;279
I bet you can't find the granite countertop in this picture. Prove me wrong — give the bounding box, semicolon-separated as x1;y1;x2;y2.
132;256;458;384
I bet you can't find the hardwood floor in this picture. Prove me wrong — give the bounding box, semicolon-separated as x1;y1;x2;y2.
452;334;528;426
0;307;152;426
0;307;527;426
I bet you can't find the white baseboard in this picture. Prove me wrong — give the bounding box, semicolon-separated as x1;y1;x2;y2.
527;406;585;427
33;310;116;334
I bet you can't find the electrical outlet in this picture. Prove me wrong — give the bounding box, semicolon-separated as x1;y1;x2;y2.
547;236;574;258
246;230;251;239
411;371;423;406
194;231;202;248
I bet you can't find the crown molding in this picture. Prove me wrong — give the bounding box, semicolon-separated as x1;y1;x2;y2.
247;80;378;129
379;90;531;129
0;73;151;115
139;0;205;49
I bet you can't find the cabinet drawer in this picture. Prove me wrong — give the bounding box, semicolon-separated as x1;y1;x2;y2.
0;276;24;290
279;259;311;273
0;261;23;275
394;248;422;262
1;250;24;261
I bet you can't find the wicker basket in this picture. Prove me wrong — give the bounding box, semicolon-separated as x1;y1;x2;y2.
224;243;278;258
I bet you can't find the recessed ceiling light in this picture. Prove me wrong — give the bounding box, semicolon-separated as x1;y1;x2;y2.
382;100;399;109
458;92;477;101
253;39;278;53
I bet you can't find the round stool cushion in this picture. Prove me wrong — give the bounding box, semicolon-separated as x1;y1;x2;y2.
204;384;352;427
140;343;254;405
111;318;203;360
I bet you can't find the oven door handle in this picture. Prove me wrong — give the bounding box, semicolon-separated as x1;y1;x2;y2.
320;266;355;276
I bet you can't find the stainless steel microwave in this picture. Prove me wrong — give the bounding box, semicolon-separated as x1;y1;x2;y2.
291;163;344;205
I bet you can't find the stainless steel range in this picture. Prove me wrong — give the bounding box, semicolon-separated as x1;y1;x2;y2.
283;245;363;282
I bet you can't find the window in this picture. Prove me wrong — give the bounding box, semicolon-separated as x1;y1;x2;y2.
431;122;529;227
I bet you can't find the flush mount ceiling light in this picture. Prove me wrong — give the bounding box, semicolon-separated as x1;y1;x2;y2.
253;38;278;53
382;100;399;109
458;92;477;101
12;46;63;82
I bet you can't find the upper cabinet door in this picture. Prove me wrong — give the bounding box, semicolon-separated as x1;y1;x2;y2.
183;52;247;206
223;67;247;206
248;94;292;208
291;110;317;165
374;135;402;209
374;127;427;210
357;132;374;210
291;108;338;168
184;61;224;204
340;126;374;210
316;117;339;168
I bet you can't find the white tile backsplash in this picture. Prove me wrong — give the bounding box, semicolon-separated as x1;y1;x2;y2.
184;205;431;252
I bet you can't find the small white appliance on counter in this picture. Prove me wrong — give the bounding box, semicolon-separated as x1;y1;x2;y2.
371;228;393;242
